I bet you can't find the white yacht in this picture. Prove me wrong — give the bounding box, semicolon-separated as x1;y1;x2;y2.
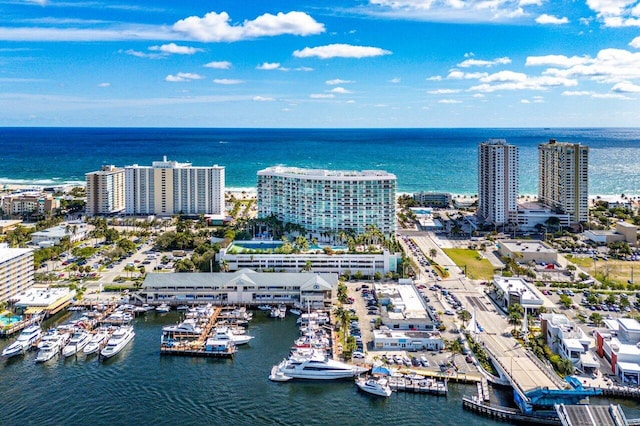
162;318;202;335
272;351;368;380
62;330;92;357
210;326;254;345
2;325;42;358
257;305;272;311
35;334;65;363
269;365;292;382
155;303;170;313
289;308;302;316
83;330;110;355
38;329;70;349
100;325;135;359
356;377;392;397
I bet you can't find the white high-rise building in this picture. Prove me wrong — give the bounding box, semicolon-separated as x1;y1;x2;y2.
257;166;396;236
125;157;225;216
538;139;589;225
0;244;34;304
85;165;125;216
477;139;519;225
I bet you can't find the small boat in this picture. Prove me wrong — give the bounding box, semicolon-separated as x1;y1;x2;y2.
156;303;170;313
176;305;189;311
211;326;254;345
289;308;302;316
83;330;110;355
356;376;393;397
162;318;202;335
100;325;135;359
269;365;292;382
62;330;92;357
2;325;42;358
257;305;272;311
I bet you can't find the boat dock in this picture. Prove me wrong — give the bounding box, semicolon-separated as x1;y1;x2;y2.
159;307;236;358
0;315;42;337
388;376;448;395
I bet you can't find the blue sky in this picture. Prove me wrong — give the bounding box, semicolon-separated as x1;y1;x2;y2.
1;0;640;127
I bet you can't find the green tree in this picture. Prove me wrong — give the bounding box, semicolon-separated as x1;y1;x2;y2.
559;294;573;309
458;310;472;327
589;312;603;327
336;282;348;304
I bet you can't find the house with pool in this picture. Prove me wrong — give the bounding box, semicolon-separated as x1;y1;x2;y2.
216;240;400;277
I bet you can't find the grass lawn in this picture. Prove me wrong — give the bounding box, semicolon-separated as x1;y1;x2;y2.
442;248;497;280
567;256;640;286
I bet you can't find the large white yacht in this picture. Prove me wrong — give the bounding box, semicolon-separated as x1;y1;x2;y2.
35;334;65;363
272;351;368;380
2;325;42;358
62;330;92;357
83;329;110;355
162;319;202;335
100;325;135;359
210;326;254;345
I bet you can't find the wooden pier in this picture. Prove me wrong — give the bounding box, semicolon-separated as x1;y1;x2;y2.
160;307;231;358
388;376;448;395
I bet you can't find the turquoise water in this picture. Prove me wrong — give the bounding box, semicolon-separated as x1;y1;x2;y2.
1;128;639;196
0;316;22;326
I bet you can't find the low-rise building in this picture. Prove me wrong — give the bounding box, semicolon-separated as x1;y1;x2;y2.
218;242;399;276
373;328;444;351
30;221;88;246
515;202;571;231
0;220;22;234
540;313;592;367
12;286;74;316
0;244;34;304
595;318;640;385
498;239;559;265
412;192;452;208
140;269;338;309
375;282;437;331
585;221;638;245
492;276;544;310
1;192;60;217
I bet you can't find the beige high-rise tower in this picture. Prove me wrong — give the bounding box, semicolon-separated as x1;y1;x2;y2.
85;165;125;216
478;139;519;225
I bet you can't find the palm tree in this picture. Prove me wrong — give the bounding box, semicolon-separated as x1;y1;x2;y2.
219;259;229;272
458;310;472;328
302;260;312;272
429;248;437;259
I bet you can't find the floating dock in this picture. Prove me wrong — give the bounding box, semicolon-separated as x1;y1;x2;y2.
388;376;447;395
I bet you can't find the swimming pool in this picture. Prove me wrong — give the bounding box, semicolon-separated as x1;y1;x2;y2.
0;315;22;327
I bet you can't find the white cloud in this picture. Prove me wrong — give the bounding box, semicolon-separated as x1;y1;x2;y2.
586;0;640;27
612;81;640;92
296;66;313;72
427;89;461;94
310;93;335;99
389;77;401;83
0;25;174;42
253;96;274;101
480;70;528;83
427;76;443;81
535;14;569;24
630;36;640;49
447;70;488;79
438;99;462;104
149;43;202;55
28;0;47;5
562;90;632;99
526;55;592;67
165;72;204;82
326;79;353;85
98;82;110;88
173;11;324;42
204;61;232;69
472;93;485;98
542;48;640;83
562;91;592;96
293;44;391;59
330;87;352;94
469;72;577;92
365;0;538;23
346;100;356;103
213;79;243;85
520;99;531;103
256;62;281;70
121;49;165;59
457;56;511;68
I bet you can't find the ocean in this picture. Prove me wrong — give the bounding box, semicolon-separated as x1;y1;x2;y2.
1;127;639;196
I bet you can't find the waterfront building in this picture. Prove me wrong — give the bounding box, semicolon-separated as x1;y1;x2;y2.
374;282;438;331
0;192;59;217
140;270;338;309
125;156;225;217
257;166;396;236
492;276;544;310
477;140;519;226
373;329;443;351
217;241;399;276
538;139;589;225
0;244;34;304
595;318;640;384
540;314;595;369
412;191;452;208
85;165;125;216
12;286;74;316
30;221;88;246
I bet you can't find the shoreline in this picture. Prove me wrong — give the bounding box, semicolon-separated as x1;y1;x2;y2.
2;183;638;206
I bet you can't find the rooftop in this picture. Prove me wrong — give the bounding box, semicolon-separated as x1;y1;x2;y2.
257;166;396;180
373;329;441;340
375;283;432;323
500;240;556;254
494;276;543;306
13;287;73;307
0;246;33;263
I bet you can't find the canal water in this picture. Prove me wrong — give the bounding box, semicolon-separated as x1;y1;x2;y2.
1;312;637;426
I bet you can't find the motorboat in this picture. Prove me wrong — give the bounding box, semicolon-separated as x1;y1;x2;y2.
100;325;135;359
210;326;254;345
83;330;110;355
2;325;42;358
356;376;392;397
62;330;92;357
269;365;292;382
176;305;189;311
289;308;302;316
272;351;368;380
270;306;285;319
162;319;203;335
156;303;170;313
35;335;65;363
257;305;272;311
38;329;70;349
